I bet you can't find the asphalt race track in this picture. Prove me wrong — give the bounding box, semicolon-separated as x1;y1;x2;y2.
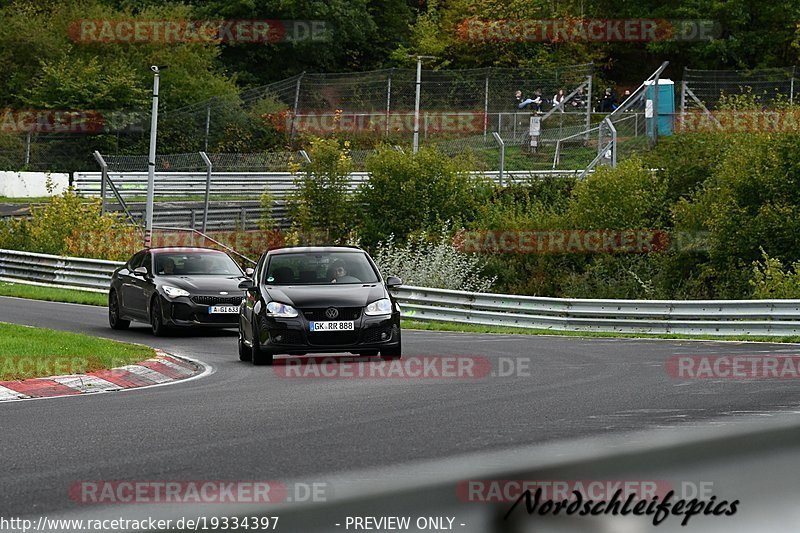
2;296;800;522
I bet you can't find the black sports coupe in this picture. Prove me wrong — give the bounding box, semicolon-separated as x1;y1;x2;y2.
237;246;402;365
108;247;252;335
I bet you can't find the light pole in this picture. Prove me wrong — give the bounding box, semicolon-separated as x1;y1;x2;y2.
144;65;166;248
411;55;436;154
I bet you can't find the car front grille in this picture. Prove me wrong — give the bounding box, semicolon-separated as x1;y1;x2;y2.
191;295;243;306
307;332;359;346
302;307;362;321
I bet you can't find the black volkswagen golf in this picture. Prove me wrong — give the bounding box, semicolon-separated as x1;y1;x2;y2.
109;247;252;335
237;246;402;365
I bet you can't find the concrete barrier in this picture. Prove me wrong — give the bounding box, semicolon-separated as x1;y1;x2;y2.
0;171;69;198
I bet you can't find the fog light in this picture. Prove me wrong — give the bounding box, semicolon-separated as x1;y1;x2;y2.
274;334;283;342
380;332;388;340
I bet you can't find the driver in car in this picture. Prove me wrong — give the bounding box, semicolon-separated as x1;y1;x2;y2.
329;260;360;283
160;257;176;275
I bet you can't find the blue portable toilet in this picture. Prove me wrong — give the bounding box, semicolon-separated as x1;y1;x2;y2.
645;79;674;137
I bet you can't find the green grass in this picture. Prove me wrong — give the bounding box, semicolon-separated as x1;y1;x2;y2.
0;282;107;306
0;321;154;380
0;196;52;204
401;319;800;344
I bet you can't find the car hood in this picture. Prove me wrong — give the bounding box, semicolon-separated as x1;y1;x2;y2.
158;276;245;293
263;284;386;308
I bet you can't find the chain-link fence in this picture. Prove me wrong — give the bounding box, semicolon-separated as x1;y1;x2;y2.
682;66;798;112
0;64;595;173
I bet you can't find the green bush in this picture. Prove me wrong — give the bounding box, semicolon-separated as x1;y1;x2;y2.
0;188;127;257
750;249;800;298
286;138;357;244
358;145;490;246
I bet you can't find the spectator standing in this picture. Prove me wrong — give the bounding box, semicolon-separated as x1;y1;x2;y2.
599;87;617;113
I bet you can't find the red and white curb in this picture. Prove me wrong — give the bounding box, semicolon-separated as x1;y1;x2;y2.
0;350;206;402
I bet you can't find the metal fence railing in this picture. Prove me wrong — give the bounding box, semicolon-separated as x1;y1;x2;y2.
3;249;799;337
72;169;584;201
0;249;121;291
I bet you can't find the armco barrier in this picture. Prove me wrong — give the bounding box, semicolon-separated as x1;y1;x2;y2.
2;249;800;336
72;170;584;199
0;249;121;290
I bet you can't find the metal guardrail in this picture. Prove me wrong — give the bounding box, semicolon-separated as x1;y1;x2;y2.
2;249;799;337
393;285;800;336
72;170;584;199
0;249;122;290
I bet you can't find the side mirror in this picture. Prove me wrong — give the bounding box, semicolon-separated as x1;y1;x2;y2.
133;266;148;277
385;275;403;288
238;279;256;290
245;267;255;277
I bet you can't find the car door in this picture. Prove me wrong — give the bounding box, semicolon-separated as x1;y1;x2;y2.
127;252;153;317
118;252;144;315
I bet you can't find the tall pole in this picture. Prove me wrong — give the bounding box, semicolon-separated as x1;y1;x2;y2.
385;69;393;137
411;55;436;154
483;69;490;138
145;65;163;249
653;70;660;146
413;57;422;154
204;97;213;152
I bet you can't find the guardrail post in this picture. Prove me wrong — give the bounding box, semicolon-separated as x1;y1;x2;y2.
199;151;212;233
240;207;247;231
190;209;197;229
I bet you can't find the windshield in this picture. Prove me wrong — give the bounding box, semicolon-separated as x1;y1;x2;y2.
265;252;379;285
153;252;242;276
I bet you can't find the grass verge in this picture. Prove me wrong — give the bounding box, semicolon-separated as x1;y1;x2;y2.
0;321;154;381
401;319;800;344
0;282;106;306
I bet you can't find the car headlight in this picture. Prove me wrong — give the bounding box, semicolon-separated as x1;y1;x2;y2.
163;286;190;298
266;301;298;318
365;298;393;316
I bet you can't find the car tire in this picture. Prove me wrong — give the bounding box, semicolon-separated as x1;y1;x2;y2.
150;297;168;337
380;341;402;360
108;290;130;330
238;334;252;362
251;323;274;366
